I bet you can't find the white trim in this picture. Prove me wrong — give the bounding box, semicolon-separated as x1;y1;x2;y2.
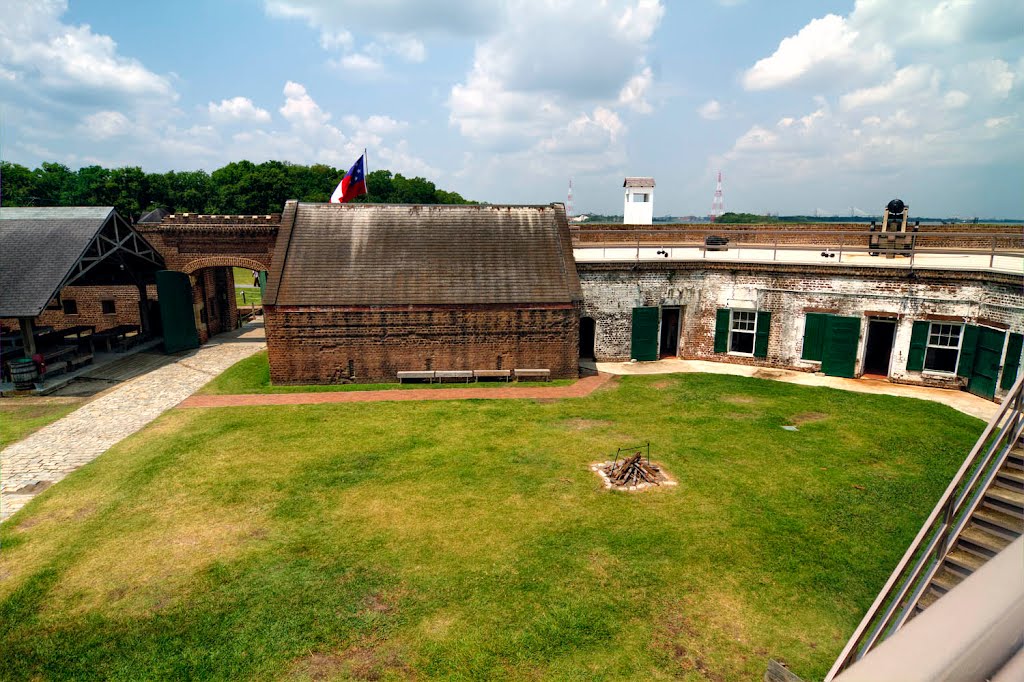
728;308;757;356
923;321;964;374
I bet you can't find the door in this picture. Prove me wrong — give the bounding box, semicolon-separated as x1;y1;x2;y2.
660;308;681;357
821;315;861;378
631;307;659;361
579;317;596;359
863;319;896;376
967;327;1005;399
156;270;200;353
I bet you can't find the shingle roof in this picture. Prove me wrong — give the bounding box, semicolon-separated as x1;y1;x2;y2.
266;203;582;307
0;207;116;317
623;177;655;188
0;206;163;318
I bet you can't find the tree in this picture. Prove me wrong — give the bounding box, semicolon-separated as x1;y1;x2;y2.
31;162;75;206
0;162;36;205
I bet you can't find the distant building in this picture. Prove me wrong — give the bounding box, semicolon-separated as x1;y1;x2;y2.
623;177;655;225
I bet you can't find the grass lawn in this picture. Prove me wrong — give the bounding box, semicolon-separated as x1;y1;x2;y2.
0;400;81;449
0;373;982;680
197;351;575;395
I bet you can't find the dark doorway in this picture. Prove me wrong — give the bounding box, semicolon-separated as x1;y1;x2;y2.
580;317;596;359
660;307;681;358
863;319;896;376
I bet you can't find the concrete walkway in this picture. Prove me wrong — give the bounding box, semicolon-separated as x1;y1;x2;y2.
180;373;613;408
584;359;999;422
0;323;266;521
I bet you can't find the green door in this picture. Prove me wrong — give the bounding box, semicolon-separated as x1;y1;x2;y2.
631;307;659;361
156;270;200;354
821;315;861;378
967;327;1005;399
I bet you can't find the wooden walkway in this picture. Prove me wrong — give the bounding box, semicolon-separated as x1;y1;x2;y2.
178;373;612;408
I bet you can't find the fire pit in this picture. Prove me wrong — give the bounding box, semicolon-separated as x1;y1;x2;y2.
592;443;676;492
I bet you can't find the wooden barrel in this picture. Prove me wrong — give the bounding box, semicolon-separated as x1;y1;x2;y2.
10;358;39;390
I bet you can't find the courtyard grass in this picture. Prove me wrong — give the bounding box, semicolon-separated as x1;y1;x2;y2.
0;400;81;449
0;373;983;680
197;351;574;395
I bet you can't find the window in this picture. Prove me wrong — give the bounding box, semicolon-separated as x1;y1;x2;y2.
62;299;78;315
632;192;649;203
101;299;116;315
730;310;757;354
924;323;962;373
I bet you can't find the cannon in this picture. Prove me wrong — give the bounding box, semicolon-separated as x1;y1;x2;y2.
869;199;919;258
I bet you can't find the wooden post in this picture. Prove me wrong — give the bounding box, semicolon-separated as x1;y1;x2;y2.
19;317;36;356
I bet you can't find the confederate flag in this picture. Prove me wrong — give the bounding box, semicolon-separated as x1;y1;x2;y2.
330;153;368;203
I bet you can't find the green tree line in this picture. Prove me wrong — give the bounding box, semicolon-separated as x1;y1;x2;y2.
0;160;474;220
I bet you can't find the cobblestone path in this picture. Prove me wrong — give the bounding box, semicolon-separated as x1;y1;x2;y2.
1;327;266;521
179;373;612;408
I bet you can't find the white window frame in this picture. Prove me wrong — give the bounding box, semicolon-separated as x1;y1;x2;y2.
728;309;757;357
632;192;649;203
922;322;963;375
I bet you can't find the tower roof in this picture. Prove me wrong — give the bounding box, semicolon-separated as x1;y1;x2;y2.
623;177;655;188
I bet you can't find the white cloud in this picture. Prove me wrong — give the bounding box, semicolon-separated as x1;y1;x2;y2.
279;81;331;129
334;53;383;73
839;65;937;110
208;97;272;123
743;14;891;90
618;67;653;113
77;111;132;140
698;99;722;120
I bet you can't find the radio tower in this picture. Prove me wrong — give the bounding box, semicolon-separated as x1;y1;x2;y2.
567;177;574;219
710;170;724;222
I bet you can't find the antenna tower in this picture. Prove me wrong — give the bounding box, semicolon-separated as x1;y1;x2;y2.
567;177;574;219
710;171;724;222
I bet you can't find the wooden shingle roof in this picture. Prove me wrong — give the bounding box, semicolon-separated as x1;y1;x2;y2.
623;177;655;188
265;202;582;307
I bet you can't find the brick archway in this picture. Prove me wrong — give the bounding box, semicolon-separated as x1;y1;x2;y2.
180;256;270;275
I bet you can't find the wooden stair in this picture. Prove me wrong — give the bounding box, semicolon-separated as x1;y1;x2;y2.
911;441;1024;619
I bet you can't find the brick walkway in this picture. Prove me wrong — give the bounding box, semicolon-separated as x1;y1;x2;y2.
0;326;266;521
179;373;613;408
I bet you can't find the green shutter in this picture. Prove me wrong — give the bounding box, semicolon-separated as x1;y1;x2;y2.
1001;333;1023;390
906;321;929;371
156;270;200;354
754;311;771;358
801;313;826;361
714;308;730;353
258;270;268;298
631;307;659;361
957;325;979;377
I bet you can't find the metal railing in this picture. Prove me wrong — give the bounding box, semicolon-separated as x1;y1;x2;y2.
824;373;1024;681
570;228;1024;271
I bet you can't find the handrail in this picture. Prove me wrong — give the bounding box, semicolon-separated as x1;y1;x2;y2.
824;373;1024;681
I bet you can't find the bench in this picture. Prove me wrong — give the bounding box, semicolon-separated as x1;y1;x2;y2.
514;368;551;381
474;369;511;382
397;371;435;383
434;370;474;383
70;353;94;370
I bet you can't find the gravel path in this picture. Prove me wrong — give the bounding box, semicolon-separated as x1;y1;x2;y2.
0;325;266;521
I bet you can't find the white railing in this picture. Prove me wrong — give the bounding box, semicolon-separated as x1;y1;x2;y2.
824;373;1024;680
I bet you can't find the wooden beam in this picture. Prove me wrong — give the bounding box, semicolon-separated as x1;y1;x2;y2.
19;317;37;356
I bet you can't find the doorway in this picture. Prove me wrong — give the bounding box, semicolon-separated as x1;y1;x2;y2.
579;317;596;359
863;318;896;376
660;307;681;358
967;327;1005;400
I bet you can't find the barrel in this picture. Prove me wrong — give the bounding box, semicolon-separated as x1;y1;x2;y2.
10;358;39;390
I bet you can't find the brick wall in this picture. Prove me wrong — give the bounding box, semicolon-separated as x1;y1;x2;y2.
1;284;157;336
579;261;1024;397
264;305;580;384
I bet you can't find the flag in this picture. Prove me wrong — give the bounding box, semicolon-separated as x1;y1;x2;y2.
330;153;368;203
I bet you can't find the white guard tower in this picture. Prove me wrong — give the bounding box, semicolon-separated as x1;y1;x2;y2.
623;177;655;224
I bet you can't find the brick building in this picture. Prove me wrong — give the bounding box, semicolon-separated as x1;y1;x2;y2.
263;201;582;384
575;239;1024;401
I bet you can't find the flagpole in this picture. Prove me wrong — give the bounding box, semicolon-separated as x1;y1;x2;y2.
364;147;369;198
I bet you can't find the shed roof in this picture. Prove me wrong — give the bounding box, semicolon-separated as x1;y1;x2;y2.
265;202;582;307
623;177;655;188
0;206;163;318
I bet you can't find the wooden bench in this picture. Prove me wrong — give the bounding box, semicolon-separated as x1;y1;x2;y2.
434;370;474;383
70;353;94;370
397;371;435;383
474;369;511;382
514;368;551;381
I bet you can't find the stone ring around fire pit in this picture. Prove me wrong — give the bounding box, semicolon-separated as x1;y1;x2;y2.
591;453;677;492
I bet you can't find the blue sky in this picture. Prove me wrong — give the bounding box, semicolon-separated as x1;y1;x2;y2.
2;0;1022;217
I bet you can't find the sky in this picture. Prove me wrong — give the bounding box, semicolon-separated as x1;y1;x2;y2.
0;0;1022;218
